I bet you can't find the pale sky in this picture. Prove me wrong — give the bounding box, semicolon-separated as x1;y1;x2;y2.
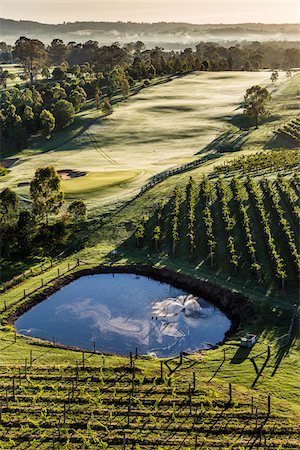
0;0;299;24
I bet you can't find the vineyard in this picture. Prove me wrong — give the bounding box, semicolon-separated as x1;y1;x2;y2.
275;116;300;146
0;336;298;449
216;149;300;175
135;173;300;288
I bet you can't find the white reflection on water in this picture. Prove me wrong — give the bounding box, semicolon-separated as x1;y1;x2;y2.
56;299;151;345
152;294;203;319
56;295;203;346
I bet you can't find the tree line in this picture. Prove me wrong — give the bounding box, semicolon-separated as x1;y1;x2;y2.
1;33;299;69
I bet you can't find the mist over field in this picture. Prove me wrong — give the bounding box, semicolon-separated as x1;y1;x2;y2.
1;19;299;48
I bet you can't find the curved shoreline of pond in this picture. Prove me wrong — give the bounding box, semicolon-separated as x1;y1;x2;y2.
8;264;254;354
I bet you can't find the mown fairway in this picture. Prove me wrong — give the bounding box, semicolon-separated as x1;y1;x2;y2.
1;71;276;210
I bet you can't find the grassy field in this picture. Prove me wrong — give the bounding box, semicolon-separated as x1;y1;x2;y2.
1;70;292;212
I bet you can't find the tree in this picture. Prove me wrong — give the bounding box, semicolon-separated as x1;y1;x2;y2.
17;210;37;254
13;37;48;84
95;86;102;110
286;69;292;79
30;166;64;224
67;200;87;222
270;70;279;83
243;85;271;128
69;86;87;112
120;77;130;97
135;223;145;248
41;67;50;79
49;39;68;65
0;68;15;88
40;109;55;138
153;225;161;251
0;188;19;257
22;105;34;133
101;98;113;115
52;66;67;80
0;188;19;227
53;99;75;129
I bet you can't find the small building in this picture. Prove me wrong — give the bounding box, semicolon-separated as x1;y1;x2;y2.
240;334;257;348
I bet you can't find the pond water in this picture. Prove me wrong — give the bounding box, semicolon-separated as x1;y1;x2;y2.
15;274;231;357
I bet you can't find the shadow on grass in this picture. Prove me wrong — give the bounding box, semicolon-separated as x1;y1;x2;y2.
200;129;250;153
271;321;298;377
230;346;252;364
264;133;298;150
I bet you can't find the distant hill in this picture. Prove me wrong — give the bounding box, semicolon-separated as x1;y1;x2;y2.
1;19;299;48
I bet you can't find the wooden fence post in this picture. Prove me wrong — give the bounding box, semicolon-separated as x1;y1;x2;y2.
160;361;163;380
188;384;192;414
179;352;183;365
130;352;133;369
229;383;232;404
30;350;33;366
25;359;27;377
93;341;96;353
4;300;7;311
57;268;60;277
135;347;138;359
127;398;131;425
82;352;85;369
41;278;44;287
193;371;196;391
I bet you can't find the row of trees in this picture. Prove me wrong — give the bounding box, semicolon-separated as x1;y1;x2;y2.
276;174;300;223
262;178;300;273
216;177;239;271
246;177;287;287
200;177;216;267
2;37;298;72
231;177;260;274
0;166;86;259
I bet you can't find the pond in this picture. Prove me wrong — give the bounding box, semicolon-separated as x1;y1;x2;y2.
15;273;231;357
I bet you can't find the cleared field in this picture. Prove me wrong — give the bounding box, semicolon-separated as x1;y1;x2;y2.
1;71;279;209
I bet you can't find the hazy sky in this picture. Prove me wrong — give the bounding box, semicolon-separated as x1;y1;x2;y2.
0;0;299;24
